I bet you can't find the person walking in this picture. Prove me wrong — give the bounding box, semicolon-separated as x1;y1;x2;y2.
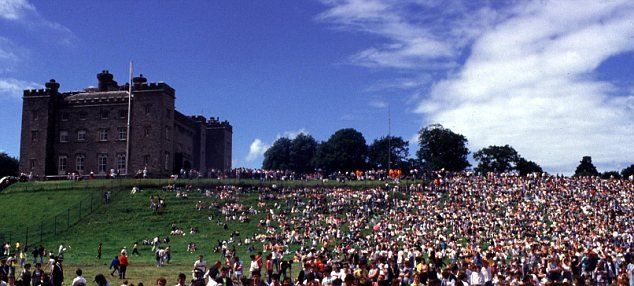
131;243;140;256
109;256;119;277
97;243;103;260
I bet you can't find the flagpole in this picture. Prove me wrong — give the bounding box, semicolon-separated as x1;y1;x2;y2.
388;104;391;171
125;61;133;176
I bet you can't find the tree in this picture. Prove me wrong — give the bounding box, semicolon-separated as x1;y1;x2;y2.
367;136;409;169
516;158;543;176
621;164;634;179
313;128;367;172
0;152;19;177
289;133;318;173
262;138;292;170
574;156;599;177
416;124;470;171
473;145;520;173
600;171;621;180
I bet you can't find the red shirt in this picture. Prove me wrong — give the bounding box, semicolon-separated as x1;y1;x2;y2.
119;255;129;266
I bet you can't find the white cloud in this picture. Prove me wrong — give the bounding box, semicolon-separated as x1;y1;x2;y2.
0;0;74;44
317;0;508;69
0;78;39;99
278;128;309;139
0;0;34;20
368;99;387;108
245;139;269;162
319;0;634;173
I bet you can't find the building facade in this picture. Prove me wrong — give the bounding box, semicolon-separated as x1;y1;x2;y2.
19;70;232;178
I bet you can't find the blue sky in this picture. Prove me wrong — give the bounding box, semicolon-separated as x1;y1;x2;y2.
0;0;632;174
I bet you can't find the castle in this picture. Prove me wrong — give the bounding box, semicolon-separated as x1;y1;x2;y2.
19;70;232;178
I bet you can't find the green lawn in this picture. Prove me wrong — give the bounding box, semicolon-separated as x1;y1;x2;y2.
0;188;99;233
0;179;423;285
5;178;425;193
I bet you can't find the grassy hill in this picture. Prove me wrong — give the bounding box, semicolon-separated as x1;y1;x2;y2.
0;178;417;284
0;180;287;284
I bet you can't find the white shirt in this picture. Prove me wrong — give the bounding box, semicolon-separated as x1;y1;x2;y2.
72;276;87;286
468;270;484;286
249;260;259;273
194;260;207;272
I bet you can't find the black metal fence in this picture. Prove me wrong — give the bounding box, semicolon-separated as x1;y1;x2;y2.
0;183;127;250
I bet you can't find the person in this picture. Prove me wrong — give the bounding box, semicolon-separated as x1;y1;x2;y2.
71;269;86;286
250;272;265;286
31;263;42;286
57;245;65;259
94;274;109;286
175;273;187;286
215;268;233;286
193;256;207;279
31;248;39;265
19;264;31;286
37;246;44;264
234;257;244;282
97;243;103;260
156;278;167;286
118;251;129;279
109;256;119;277
132;243;140;256
51;257;63;286
249;256;259;278
265;254;273;284
165;246;171;264
40;274;51;286
627;257;634;286
268;274;280;286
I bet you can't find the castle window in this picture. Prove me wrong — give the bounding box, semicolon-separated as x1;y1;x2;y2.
144;126;151;137
58;155;67;174
116;153;126;172
100;110;109;120
98;154;108;173
59;131;69;143
61;112;70;121
79;112;87;120
77;130;86;141
32;111;39;120
29;159;36;170
118;127;127;141
164;152;170;170
165;108;171;119
31;130;38;143
165;127;170;140
99;129;108;141
144;104;152;115
143;155;150;166
118;109;128;119
76;154;85;172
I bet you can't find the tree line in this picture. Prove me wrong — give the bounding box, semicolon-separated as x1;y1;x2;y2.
262;124;634;178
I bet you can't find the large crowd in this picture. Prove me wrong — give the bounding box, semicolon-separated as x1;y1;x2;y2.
1;172;634;286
